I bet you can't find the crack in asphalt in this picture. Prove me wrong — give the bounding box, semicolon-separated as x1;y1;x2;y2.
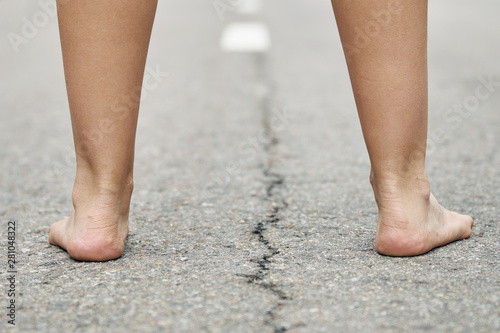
236;54;303;333
240;175;293;332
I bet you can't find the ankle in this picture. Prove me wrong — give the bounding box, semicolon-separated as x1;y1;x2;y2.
72;171;134;212
369;169;431;201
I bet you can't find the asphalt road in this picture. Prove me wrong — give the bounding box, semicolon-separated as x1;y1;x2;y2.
1;0;499;332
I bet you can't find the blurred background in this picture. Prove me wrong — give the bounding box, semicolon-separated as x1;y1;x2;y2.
0;0;499;332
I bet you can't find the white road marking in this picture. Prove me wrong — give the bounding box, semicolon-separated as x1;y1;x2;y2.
235;0;263;15
220;22;271;52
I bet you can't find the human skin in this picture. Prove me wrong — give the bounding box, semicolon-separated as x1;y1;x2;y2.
48;0;158;261
331;0;473;255
49;0;473;261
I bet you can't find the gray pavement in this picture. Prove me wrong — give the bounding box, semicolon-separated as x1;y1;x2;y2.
1;0;499;332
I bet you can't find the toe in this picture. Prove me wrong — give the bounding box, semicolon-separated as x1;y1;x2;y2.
463;215;474;239
453;213;473;240
48;219;66;248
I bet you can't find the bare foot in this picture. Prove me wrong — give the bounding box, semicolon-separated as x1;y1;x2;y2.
49;182;133;261
372;175;474;256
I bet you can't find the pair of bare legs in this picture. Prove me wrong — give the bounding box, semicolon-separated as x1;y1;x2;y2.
48;0;473;261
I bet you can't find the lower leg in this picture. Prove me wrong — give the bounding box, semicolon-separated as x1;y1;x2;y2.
331;0;473;255
49;0;158;261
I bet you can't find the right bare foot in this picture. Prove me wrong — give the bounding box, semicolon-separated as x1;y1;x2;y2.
372;174;474;256
48;181;133;261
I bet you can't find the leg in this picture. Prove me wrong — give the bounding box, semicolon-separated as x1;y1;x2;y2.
331;0;473;256
49;0;158;261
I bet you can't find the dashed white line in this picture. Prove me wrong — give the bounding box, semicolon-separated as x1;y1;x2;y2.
220;22;271;52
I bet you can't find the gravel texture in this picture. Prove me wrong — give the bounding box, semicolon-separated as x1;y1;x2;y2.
0;0;498;332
